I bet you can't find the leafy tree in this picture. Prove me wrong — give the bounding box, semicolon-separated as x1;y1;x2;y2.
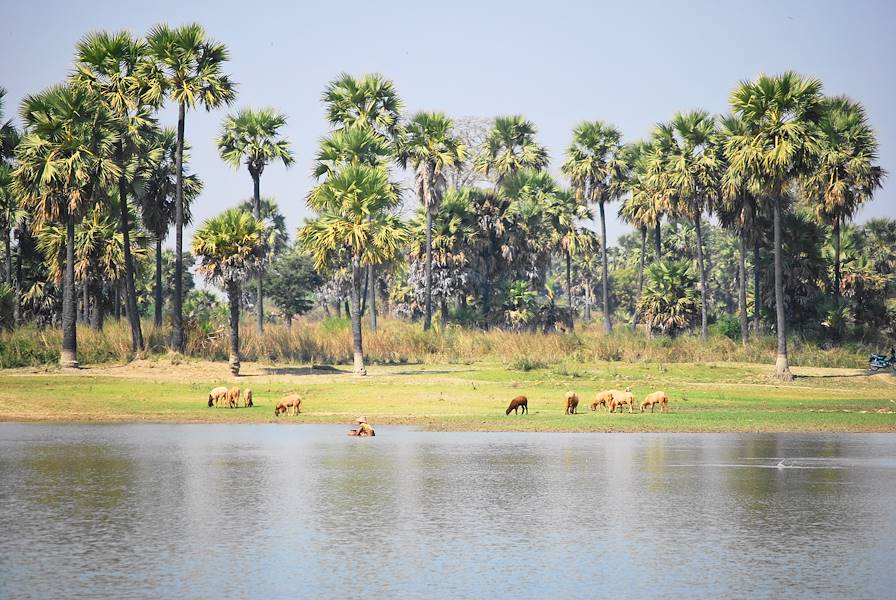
14;85;118;367
217;107;294;332
637;260;701;336
300;165;408;375
192;208;266;375
562;120;628;333
147;22;236;351
804;97;885;308
475;115;548;185
655;111;719;340
401;111;466;330
266;246;323;327
137;127;201;326
730;72;824;379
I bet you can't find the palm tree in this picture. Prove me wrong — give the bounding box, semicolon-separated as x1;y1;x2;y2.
1;88;22;324
544;188;592;317
655;111;719;340
637;260;701;337
72;30;165;351
475;115;548;185
719;113;765;344
217;107;294;333
620;141;663;292
192;208;266;376
13;85;118;367
561;121;628;333
300;165;408;376
314;128;392;178
730;72;825;380
147;23;236;351
804;97;885;309
401;111;466;330
138;127;201;326
320;73;403;333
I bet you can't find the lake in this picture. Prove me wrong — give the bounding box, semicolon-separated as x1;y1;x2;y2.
1;424;894;599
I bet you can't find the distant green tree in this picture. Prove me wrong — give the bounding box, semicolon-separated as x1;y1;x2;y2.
267;247;323;327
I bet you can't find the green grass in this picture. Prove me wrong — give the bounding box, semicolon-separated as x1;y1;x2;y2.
1;359;894;431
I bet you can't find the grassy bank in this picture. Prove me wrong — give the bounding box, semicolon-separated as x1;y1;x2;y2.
0;318;880;369
1;359;894;431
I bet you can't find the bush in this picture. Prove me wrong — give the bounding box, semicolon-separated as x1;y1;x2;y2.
710;314;742;341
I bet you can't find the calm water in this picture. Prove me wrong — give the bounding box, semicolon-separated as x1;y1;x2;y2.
1;425;895;599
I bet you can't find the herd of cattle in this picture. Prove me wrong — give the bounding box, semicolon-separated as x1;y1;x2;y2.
206;386;301;416
205;385;669;419
506;387;670;415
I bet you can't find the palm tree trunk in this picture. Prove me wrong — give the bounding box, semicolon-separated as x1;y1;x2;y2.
694;214;708;340
772;196;792;380
599;200;612;333
753;236;761;335
90;277;103;331
171;100;186;352
361;268;368;315
227;281;240;376
119;172;143;352
654;220;662;262
252;172;264;334
114;280;121;320
154;238;163;327
833;214;841;306
368;264;377;333
584;279;592;321
440;299;449;323
638;226;647;292
61;214;78;368
351;255;366;376
738;229;749;346
82;279;89;324
3;229;11;289
336;301;341;318
14;225;22;326
424;207;434;331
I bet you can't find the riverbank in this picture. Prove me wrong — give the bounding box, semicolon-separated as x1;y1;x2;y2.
2;358;895;431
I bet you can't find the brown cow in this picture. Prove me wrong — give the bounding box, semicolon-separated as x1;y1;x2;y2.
274;402;288;417
609;387;635;414
225;387;241;409
640;391;669;413
591;390;614;412
281;393;302;416
506;395;528;415
208;386;229;407
565;391;579;415
244;389;253;408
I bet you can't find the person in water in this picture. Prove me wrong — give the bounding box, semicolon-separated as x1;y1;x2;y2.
348;416;375;437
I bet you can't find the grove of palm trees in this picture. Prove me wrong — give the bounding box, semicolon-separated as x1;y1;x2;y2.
0;25;890;384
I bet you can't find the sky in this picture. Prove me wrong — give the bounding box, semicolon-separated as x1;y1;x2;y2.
4;0;895;247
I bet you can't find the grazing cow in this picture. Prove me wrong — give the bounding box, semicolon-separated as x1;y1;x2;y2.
609;387;635;414
208;386;229;407
641;391;669;413
565;391;579;415
591;390;614;412
244;389;253;408
274;402;288;417
506;395;528;415
281;393;302;415
226;387;241;409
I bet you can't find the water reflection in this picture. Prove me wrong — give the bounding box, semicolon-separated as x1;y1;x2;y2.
0;425;894;599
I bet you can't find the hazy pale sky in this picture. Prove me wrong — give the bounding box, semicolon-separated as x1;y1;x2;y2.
4;0;894;246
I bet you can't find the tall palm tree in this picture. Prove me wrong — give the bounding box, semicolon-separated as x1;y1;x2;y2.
730;72;824;380
719;113;765;344
138;127;201;326
1;88;22;324
313;127;392;178
620;141;663;292
475;115;548;185
804;96;884;308
320;73;403;333
72;30;164;351
401;111;466;330
147;23;236;351
217;107;294;333
300;165;408;376
192;208;266;376
561;120;628;333
655;111;719;340
13;85;118;367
